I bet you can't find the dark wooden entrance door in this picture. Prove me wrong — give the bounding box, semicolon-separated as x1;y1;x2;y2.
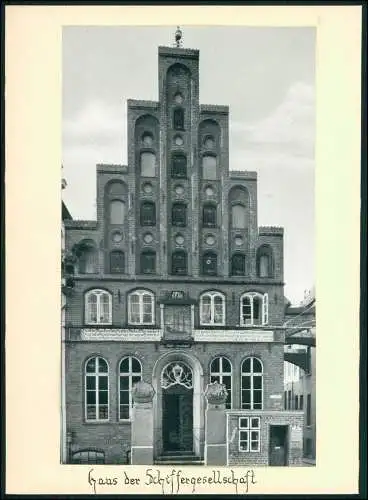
162;385;193;452
269;425;288;466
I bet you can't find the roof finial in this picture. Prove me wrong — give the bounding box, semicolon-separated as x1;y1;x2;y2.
174;26;183;48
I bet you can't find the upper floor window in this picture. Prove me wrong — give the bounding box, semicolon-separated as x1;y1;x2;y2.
173;107;184;130
79;246;97;274
256;245;274;278
200;291;225;325
240;292;268;326
241;357;263;410
231;253;246;276
140;250;156;274
202;155;217;179
202;251;217;276
202;204;217;227
140;201;156;226
172;203;187;227
140;151;156;177
210;356;232;409
85;289;112;325
128;290;155;325
110;250;125;273
171;250;187;275
172;154;187;178
110;200;125;225
231;203;247;229
119;357;142;420
85;356;109;421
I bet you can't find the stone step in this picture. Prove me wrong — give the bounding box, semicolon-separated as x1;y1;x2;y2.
154;459;204;466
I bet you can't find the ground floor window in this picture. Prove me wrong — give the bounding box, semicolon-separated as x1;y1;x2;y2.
238;416;260;452
71;449;105;464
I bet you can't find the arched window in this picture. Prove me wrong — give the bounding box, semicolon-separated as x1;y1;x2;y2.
231;203;247;229
172;203;187;227
128;290;155;325
85;289;112;325
140;250;156;274
202;203;217;227
140;151;156;177
210;356;232;408
110;200;125;225
173;108;184;130
119;357;142;420
200;291;225;325
231;253;246;276
140;201;156;226
202;251;217;276
172;154;187;178
110;250;125;273
240;292;268;326
71;449;105;464
256;245;274;278
171;250;187;275
85;356;109;421
78;246;97;274
241;357;263;410
202;155;217;179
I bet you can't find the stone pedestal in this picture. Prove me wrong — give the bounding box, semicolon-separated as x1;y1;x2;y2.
131;381;155;465
204;382;227;466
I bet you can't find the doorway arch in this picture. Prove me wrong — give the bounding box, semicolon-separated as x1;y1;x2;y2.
152;351;204;458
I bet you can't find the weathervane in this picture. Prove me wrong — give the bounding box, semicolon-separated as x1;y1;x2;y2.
174;26;183;47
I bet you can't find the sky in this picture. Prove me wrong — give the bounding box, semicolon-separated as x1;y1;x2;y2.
62;26;315;305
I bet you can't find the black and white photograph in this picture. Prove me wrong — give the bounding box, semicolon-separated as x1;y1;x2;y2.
61;25;316;467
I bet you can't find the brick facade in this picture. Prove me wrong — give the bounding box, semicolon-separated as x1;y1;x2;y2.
62;41;303;466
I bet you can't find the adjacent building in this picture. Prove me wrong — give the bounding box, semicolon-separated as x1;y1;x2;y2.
62;32;304;466
284;288;316;462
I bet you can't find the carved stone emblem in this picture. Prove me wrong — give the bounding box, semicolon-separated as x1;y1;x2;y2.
131;380;155;403
204;381;228;405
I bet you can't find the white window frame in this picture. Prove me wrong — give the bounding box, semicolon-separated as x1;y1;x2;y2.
241;357;264;410
84;356;109;422
240;292;269;326
210;356;233;409
128;290;155;325
119;357;143;421
199;291;225;326
238;416;261;452
85;289;112;325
